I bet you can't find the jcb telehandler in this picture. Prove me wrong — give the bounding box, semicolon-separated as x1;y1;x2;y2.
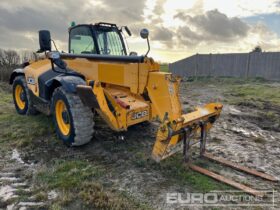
10;22;277;196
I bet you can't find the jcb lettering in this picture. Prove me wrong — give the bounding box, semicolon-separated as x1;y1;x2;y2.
132;110;148;120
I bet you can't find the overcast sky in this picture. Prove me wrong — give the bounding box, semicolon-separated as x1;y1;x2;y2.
0;0;280;62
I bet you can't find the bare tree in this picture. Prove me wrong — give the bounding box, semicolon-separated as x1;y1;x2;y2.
6;50;20;66
0;49;20;82
0;49;6;66
0;49;20;67
20;50;37;63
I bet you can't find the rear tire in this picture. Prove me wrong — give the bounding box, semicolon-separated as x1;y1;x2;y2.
12;75;38;115
51;87;94;146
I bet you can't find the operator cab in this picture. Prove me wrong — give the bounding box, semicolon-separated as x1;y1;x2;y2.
69;22;128;56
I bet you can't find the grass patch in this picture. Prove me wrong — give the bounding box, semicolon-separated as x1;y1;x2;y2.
195;78;280;107
50;203;62;210
186;76;268;84
137;154;231;192
184;77;280;132
0;83;55;149
37;160;103;190
37;160;151;210
221;80;280;130
158;156;231;192
252;136;266;144
160;64;169;72
79;182;152;210
33;191;48;202
0;113;54;148
228;84;280;106
186;77;280;110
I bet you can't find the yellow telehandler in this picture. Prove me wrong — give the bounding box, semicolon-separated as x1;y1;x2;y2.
10;22;276;196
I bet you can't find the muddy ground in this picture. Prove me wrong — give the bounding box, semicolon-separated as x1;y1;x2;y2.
0;78;279;210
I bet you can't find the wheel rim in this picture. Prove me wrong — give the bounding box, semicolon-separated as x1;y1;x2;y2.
55;99;70;136
15;85;26;110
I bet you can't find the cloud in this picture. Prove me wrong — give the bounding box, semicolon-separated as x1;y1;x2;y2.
147;0;167;24
176;26;202;47
170;13;280;59
203;0;280;17
152;26;173;41
97;0;145;25
0;0;147;50
174;9;249;46
162;6;280;60
191;10;249;38
276;0;280;7
174;0;204;17
150;26;174;48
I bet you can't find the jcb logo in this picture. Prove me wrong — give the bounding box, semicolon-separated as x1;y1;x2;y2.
27;77;35;85
131;110;148;120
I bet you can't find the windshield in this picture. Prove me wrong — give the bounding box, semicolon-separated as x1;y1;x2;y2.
95;27;126;56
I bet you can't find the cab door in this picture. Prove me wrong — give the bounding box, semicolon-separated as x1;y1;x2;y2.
69;26;97;54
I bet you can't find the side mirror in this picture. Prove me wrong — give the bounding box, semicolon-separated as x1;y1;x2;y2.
38;30;51;52
140;29;150;56
124;26;132;36
140;28;149;39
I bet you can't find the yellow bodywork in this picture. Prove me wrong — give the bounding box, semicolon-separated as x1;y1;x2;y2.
24;56;222;162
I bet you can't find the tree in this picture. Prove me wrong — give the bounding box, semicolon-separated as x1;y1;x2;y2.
0;49;20;82
0;49;20;67
252;46;262;53
20;50;37;63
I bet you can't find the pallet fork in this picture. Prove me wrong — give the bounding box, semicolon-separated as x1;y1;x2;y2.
185;124;277;197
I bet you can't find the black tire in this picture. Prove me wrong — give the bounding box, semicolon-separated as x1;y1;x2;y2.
51;87;94;146
12;75;38;115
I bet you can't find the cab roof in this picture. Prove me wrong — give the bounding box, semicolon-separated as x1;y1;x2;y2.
69;22;118;31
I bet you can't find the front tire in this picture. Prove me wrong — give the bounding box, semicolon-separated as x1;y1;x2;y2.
12;76;37;115
51;87;94;146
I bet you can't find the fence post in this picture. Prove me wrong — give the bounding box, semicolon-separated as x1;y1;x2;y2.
246;52;251;79
195;53;198;80
210;53;213;77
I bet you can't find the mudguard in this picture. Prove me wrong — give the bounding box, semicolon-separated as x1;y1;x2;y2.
52;76;100;109
39;72;86;100
9;68;25;84
52;75;86;93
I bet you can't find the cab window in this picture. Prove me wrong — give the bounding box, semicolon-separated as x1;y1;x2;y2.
95;27;126;56
69;26;96;54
